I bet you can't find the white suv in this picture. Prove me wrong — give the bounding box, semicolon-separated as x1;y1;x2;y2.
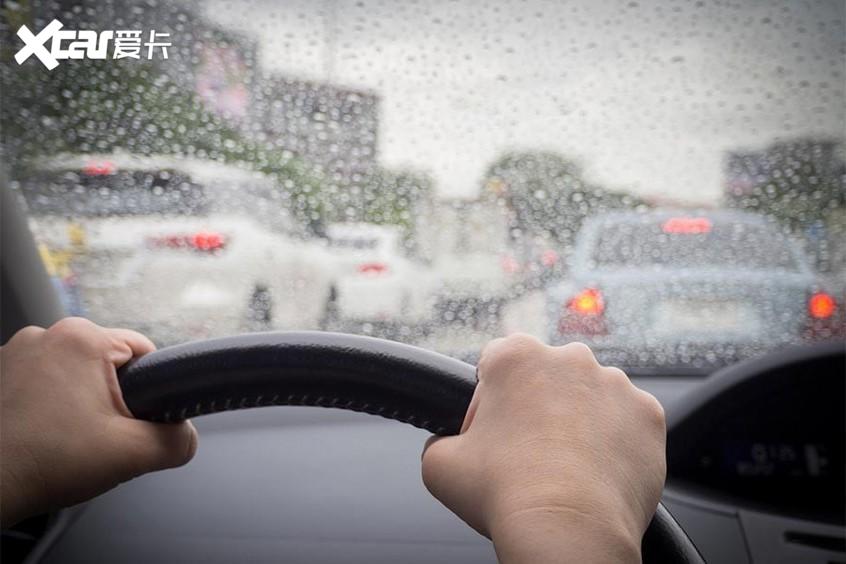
17;152;333;344
322;223;434;337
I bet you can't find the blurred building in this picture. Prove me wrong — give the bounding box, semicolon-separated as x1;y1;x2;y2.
10;0;259;128
252;75;380;186
3;0;379;191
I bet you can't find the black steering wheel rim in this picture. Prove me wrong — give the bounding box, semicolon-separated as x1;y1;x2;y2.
117;331;704;564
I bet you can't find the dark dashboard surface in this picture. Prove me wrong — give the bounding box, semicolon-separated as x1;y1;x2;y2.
667;344;845;525
36;360;846;564
37;377;698;564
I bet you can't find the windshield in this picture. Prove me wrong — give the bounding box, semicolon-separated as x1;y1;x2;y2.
2;0;843;373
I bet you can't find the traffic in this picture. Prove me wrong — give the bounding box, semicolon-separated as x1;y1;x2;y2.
13;153;843;373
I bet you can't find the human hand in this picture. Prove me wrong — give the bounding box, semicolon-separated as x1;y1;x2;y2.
422;334;666;563
0;318;197;526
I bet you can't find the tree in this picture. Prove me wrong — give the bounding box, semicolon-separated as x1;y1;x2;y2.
724;138;846;232
481;151;647;246
1;54;324;227
724;137;846;272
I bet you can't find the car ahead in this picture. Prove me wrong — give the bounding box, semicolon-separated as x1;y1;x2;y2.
431;252;514;331
546;210;840;371
429;200;517;332
15;152;333;345
322;222;434;337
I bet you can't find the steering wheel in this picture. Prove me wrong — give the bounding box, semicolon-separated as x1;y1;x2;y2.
118;331;704;563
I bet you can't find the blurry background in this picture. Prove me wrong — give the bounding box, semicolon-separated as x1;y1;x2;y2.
1;0;844;369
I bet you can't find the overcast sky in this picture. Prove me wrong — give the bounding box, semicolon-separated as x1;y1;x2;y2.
204;0;845;204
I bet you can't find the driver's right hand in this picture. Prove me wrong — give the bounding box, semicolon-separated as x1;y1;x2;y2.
422;333;666;564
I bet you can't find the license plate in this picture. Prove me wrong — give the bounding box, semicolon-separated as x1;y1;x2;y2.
653;300;756;333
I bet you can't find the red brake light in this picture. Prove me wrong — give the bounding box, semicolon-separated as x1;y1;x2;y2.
568;288;605;316
147;231;226;252
662;217;712;234
809;292;836;319
192;231;225;251
357;262;389;276
83;160;115;176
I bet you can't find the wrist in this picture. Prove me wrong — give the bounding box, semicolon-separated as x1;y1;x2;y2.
489;502;642;564
1;442;47;527
1;463;28;527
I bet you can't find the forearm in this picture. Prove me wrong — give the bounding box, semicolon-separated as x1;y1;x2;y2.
490;506;642;564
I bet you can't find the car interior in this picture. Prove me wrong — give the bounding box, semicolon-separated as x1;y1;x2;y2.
2;1;845;563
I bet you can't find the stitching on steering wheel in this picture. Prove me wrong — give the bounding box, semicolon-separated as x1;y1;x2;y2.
159;395;445;435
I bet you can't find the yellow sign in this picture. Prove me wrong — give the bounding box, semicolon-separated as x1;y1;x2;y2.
68;223;87;248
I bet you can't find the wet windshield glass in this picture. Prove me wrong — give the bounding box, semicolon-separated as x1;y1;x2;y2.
590;221;800;271
21;170;205;217
2;0;843;372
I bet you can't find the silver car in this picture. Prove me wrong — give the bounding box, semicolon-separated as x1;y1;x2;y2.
546;210;838;372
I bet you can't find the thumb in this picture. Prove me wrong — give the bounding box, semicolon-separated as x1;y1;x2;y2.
421;434;489;536
117;419;199;477
421;434;463;497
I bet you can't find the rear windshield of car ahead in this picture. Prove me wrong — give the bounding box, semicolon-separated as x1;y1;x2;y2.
591;221;800;271
20;170;207;217
329;237;380;250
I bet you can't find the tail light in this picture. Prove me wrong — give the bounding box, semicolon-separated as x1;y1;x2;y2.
192;232;225;251
357;262;389;276
147;231;226;252
662;217;712;234
83;160;115;176
568;288;605;316
560;288;607;335
808;292;836;319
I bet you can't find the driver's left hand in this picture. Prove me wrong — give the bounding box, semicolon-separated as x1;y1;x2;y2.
0;318;197;527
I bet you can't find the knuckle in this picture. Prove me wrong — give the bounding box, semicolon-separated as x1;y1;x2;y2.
603;365;631;386
558;341;599;369
478;337;505;365
638;390;666;429
503;332;543;350
13;325;46;343
46;317;103;350
480;333;544;375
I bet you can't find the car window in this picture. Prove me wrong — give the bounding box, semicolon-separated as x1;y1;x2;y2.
329;238;380;251
20;169;206;217
2;0;843;372
590;220;800;271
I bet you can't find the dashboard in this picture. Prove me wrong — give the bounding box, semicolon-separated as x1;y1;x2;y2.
17;342;846;564
664;341;845;564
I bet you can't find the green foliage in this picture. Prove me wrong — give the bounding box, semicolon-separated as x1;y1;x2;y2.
356;169;433;229
482;150;648;244
724;138;846;233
